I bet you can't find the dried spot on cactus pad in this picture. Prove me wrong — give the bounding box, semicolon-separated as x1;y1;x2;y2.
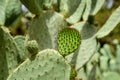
57;28;81;56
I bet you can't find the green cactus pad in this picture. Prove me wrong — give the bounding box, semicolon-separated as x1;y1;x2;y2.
20;0;43;15
14;36;27;61
26;40;39;55
0;27;19;80
7;49;71;80
28;11;67;50
57;28;81;56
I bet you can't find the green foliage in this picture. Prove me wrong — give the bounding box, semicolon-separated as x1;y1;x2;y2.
57;28;81;56
0;0;120;80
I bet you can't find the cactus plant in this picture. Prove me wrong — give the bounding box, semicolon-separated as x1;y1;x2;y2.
28;11;67;50
81;40;120;80
0;27;19;80
0;0;120;80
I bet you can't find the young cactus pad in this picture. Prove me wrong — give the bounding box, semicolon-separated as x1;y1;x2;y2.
26;40;39;55
57;28;81;56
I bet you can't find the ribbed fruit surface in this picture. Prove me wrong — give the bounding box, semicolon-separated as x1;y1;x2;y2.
57;28;81;56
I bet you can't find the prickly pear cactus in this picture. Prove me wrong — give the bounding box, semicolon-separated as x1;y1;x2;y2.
7;49;71;80
65;22;97;70
57;28;81;56
0;27;19;80
28;11;67;50
2;0;119;80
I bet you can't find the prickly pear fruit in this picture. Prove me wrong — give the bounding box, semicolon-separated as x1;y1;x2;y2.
57;28;81;56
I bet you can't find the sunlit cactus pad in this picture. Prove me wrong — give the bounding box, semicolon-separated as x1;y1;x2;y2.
57;28;81;56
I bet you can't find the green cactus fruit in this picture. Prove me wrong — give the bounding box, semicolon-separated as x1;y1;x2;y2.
26;40;39;55
57;28;81;56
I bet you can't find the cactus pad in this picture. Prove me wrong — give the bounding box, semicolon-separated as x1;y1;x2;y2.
28;11;67;50
57;28;81;56
7;49;71;80
14;36;27;61
0;27;19;80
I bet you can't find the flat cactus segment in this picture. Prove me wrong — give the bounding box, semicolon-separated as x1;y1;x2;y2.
66;0;86;24
7;49;71;80
65;22;97;70
26;40;39;55
60;0;81;17
0;0;21;25
20;0;43;15
0;27;19;80
28;11;67;50
82;0;92;21
20;0;54;15
91;0;105;15
96;6;120;38
57;28;81;56
14;36;27;61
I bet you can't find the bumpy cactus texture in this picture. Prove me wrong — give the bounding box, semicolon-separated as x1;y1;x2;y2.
57;28;81;56
7;49;71;80
26;40;39;55
14;36;26;61
0;27;19;80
